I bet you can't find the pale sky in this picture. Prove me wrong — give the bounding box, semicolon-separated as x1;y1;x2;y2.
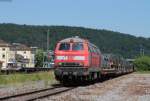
0;0;150;37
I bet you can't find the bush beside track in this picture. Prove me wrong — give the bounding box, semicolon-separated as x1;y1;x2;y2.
134;56;150;71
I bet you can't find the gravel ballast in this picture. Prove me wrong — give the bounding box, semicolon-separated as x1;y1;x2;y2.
39;73;150;101
0;73;150;101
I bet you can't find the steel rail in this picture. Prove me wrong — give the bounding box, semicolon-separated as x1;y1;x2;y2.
0;86;74;101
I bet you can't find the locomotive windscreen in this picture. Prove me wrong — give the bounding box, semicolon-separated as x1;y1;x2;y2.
72;43;83;50
59;43;70;50
59;42;84;51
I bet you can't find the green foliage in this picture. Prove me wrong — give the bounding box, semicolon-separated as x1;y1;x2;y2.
134;56;150;71
0;23;150;58
35;49;44;67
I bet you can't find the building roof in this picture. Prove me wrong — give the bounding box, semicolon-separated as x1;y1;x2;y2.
0;39;33;51
0;39;11;47
12;43;31;51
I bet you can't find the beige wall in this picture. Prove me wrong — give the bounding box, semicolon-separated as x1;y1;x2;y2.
0;47;16;69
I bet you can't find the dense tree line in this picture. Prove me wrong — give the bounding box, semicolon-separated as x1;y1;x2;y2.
0;23;150;58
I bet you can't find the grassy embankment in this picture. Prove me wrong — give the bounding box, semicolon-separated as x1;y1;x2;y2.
0;71;56;85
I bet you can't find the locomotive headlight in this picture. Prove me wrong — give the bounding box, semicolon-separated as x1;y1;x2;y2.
73;56;85;60
56;56;68;60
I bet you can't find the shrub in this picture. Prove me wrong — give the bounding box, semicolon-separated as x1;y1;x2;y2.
134;56;150;71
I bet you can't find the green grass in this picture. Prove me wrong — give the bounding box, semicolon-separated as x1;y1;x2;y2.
0;71;56;85
135;71;150;74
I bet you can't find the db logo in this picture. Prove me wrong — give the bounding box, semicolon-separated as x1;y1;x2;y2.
68;56;73;60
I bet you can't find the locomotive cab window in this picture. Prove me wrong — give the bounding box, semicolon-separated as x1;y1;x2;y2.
59;43;70;50
72;43;83;50
88;46;92;52
89;45;94;52
92;47;97;53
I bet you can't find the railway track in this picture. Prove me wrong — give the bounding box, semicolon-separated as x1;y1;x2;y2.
0;86;74;101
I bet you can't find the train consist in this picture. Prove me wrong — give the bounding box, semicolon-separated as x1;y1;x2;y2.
54;36;134;83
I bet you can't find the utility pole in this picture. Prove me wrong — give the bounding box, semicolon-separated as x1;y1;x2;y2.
42;32;45;68
47;29;50;52
140;45;145;56
47;29;50;68
142;48;145;56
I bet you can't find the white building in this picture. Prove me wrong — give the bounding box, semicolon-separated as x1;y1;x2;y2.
0;40;16;69
0;40;35;69
13;43;35;68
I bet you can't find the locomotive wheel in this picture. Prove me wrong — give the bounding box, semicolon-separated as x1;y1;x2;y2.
82;76;88;82
89;72;95;81
89;73;93;81
94;72;98;80
97;72;101;81
76;76;82;82
85;75;89;81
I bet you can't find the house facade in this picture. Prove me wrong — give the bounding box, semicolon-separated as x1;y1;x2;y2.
0;40;16;69
0;40;35;69
13;43;35;68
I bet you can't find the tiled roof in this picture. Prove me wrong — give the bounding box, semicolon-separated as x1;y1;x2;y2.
12;43;31;51
0;40;11;47
0;40;31;51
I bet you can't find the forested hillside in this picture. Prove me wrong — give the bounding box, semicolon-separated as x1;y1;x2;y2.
0;23;150;58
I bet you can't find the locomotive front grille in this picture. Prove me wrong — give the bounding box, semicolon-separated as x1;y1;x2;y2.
59;62;82;67
54;67;88;76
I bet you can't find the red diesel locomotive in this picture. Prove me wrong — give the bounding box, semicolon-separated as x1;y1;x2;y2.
54;36;134;82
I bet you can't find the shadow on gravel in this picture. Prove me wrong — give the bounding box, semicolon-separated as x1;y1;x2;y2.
51;83;64;87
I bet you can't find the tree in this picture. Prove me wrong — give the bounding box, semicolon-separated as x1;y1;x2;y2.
35;49;44;67
0;23;150;58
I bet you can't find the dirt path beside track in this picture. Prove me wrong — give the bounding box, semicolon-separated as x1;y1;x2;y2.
41;73;150;101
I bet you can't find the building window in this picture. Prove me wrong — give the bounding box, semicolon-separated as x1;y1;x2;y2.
2;54;5;59
24;56;27;59
2;48;5;51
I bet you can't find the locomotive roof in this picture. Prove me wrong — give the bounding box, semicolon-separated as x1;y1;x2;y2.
59;36;100;49
59;36;86;43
